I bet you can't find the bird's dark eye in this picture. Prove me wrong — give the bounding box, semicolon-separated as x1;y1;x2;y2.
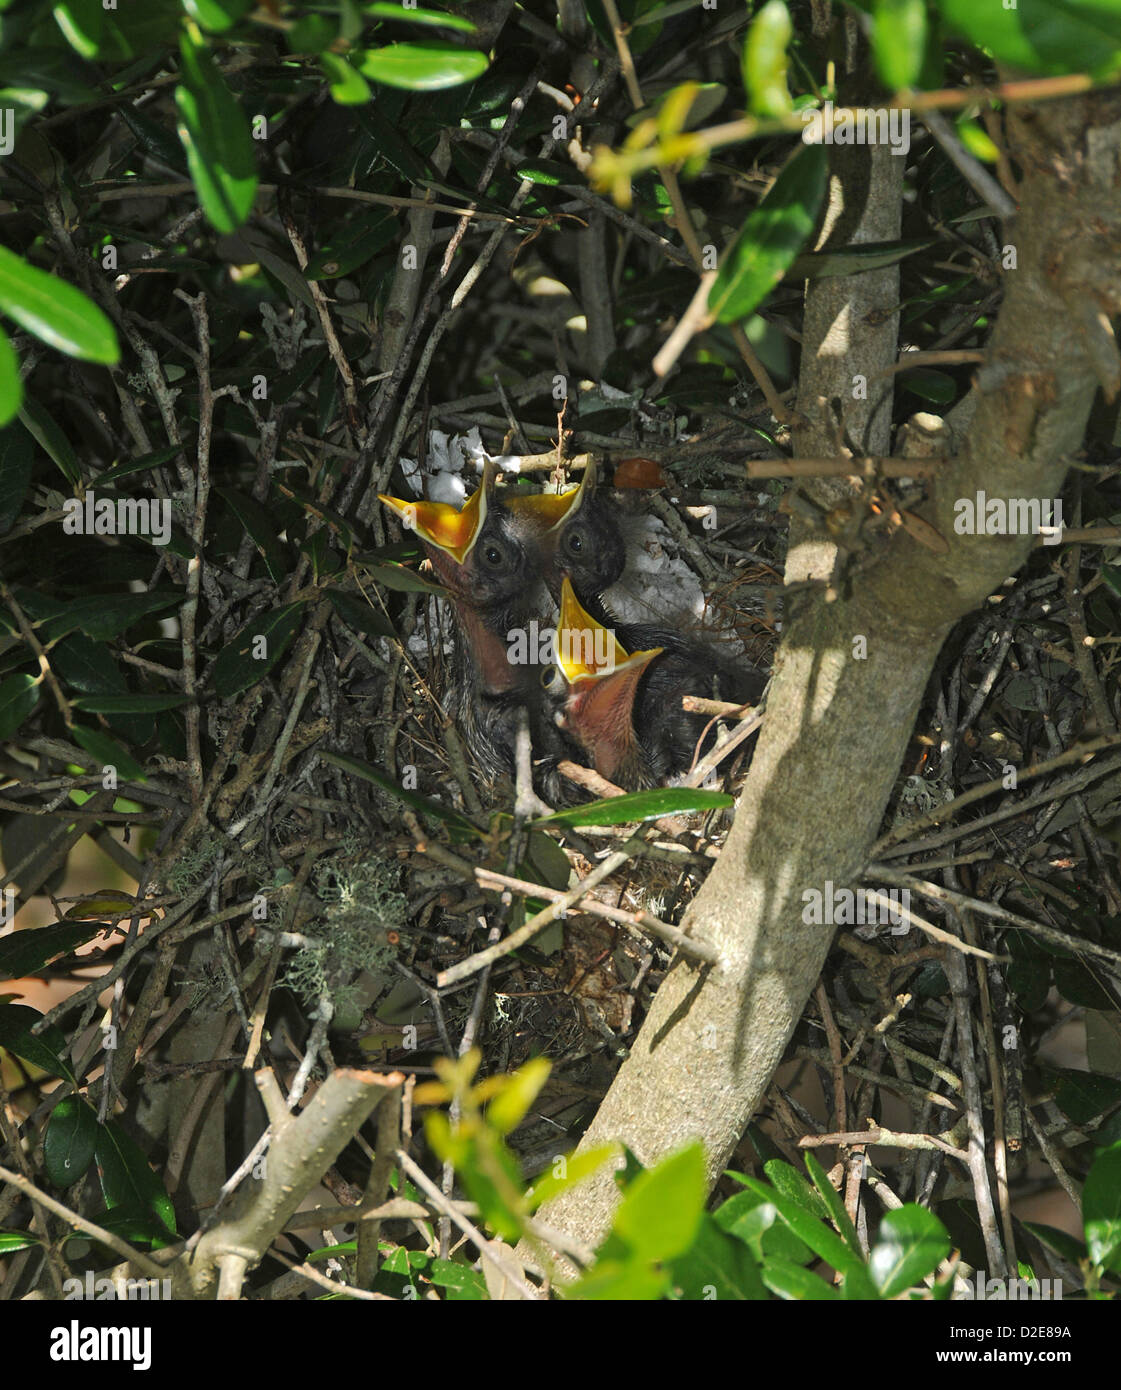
541;664;560;690
481;542;507;569
564;527;585;556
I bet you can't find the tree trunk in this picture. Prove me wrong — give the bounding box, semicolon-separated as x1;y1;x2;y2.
536;89;1121;1253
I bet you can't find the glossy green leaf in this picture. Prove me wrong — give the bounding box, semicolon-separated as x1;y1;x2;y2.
737;1176;877;1297
305;210;398;280
1083;1142;1121;1273
565;1256;671;1300
0;923;103;980
0;328;19;425
868;1205;951;1297
534;786;733;827
0;1003;75;1083
0;1229;42;1253
71;725;146;780
939;0;1121;78
742;0;792;118
514;159;576;186
487;1057;550;1136
1052;1068;1121;1124
326;588;395;640
52;0;105;58
354;556;447;594
803;1150;862;1253
0;674;39;739
216;486;289;583
210;603;305;699
614;1143;707;1262
182;0;252;33
709;144;827;324
790;237;935;280
39;591;182;643
669;1213;767;1300
0;245;118;364
175;27;258;233
19;396;81;485
44;1095;99;1187
872;0;926;89
96;445;184;485
71;693;189;714
93;1118;176;1237
761;1256;839;1299
526;1144;621;1212
320;52;373;105
359;42;489;91
321;749;483;839
365;2;476;31
763;1158;830;1218
0;420;33;531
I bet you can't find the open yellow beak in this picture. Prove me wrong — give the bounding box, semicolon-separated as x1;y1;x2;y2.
378;482;487;564
506;457;597;534
554;577;662;684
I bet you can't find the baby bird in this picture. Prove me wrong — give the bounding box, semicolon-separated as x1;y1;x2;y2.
506;458;627;614
550;578;765;790
379;463;579;783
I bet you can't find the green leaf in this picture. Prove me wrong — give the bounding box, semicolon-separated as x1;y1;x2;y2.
0;245;118;364
0;328;20;425
0;420;35;531
427;1257;488;1300
868;1205;950;1297
789;237;936;280
803;1150;862;1254
903;368;957;405
175;26;258;233
305;210;399;280
215;486;289;583
761;1255;839;1299
326;588;395;639
71;725;146;781
1052;1068;1121;1124
95;445;184;484
487;1057;550;1136
1083;1142;1121;1273
737;1176;878;1298
0;922;103;980
565;1255;671;1300
93;1118;176;1237
0;1002;75;1083
669;1213;767;1299
526;1144;621;1212
514;159;575;186
709;143;827;324
872;0;926;89
19;396;81;485
742;0;792;118
320;749;483;840
210;603;305;699
182;0;252;33
614;1143;707;1262
0;1229;42;1253
365;2;476;31
44;1096;99;1187
1020;1220;1087;1265
0;674;39;739
71;693;190;714
39;590;182;643
358;42;489;91
534;786;734;827
939;0;1121;79
763;1158;830;1219
354;557;446;594
320;51;373;105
